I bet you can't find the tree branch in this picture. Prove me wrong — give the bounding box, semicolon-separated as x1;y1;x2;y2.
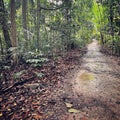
0;76;36;95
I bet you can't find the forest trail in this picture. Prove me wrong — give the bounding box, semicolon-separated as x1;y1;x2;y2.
57;40;120;120
0;40;120;120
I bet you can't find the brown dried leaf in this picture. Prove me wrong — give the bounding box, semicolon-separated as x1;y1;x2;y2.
32;101;40;105
0;112;3;117
0;98;2;102
32;113;42;119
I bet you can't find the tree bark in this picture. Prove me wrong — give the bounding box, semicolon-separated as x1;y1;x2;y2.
109;0;114;36
36;0;41;50
22;0;28;48
10;0;17;47
10;0;18;64
0;0;12;49
0;36;3;54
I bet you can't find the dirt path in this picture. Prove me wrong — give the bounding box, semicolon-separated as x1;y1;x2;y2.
0;40;120;120
55;40;120;120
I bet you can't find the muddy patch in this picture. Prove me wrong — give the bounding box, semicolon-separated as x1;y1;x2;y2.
78;70;95;81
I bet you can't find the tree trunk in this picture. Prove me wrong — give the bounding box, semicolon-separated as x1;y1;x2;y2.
0;0;12;49
109;0;114;36
10;0;18;64
10;0;17;47
2;25;12;48
0;36;3;54
36;0;41;50
22;0;28;48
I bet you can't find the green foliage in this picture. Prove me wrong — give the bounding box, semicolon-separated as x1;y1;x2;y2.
34;72;44;78
92;0;108;31
23;51;43;60
1;0;94;58
14;50;48;67
91;0;120;55
24;51;48;67
1;0;119;63
26;58;48;66
74;39;86;48
13;70;26;79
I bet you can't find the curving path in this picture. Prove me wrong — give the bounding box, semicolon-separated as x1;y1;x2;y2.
60;40;120;120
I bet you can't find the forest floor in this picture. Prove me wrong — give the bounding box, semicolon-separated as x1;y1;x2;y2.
0;40;120;120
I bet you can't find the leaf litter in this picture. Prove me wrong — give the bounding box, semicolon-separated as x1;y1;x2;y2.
0;49;86;120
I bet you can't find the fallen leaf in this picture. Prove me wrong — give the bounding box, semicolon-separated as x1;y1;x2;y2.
0;98;2;102
65;102;73;108
0;112;3;117
68;108;80;113
32;113;42;119
32;101;40;105
81;116;88;120
13;103;17;106
7;108;11;111
25;83;39;89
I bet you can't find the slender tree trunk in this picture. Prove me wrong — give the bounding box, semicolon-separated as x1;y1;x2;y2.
10;0;17;47
22;0;28;48
0;0;12;49
109;0;114;54
2;25;12;48
0;36;3;54
36;0;41;50
97;4;105;45
10;0;18;64
64;0;72;50
100;32;104;45
109;0;114;36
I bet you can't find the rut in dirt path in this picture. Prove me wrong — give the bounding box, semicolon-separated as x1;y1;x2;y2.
60;40;120;120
